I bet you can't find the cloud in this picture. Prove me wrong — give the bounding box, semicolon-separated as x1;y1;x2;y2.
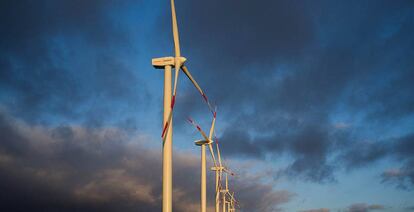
300;208;330;212
218;127;264;158
219;119;336;183
379;133;414;190
380;165;414;190
347;203;385;212
339;140;389;169
0;0;149;125
405;206;414;211
0;110;291;211
232;171;294;212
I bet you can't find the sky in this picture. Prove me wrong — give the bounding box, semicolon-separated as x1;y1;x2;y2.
0;0;414;211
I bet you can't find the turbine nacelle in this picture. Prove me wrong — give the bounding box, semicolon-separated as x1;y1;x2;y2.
194;139;213;146
211;166;235;176
210;166;224;171
152;56;187;69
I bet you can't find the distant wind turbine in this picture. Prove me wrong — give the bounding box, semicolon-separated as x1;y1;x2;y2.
212;135;236;212
228;191;238;211
188;114;218;212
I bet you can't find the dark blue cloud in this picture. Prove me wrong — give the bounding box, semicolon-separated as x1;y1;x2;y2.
0;0;149;126
0;111;289;212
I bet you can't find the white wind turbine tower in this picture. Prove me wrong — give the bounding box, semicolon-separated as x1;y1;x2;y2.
151;0;214;211
222;172;231;212
188;114;219;212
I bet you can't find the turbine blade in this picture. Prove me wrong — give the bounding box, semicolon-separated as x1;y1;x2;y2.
223;167;236;176
215;187;220;207
187;117;218;167
171;0;181;115
208;115;216;140
161;64;180;139
161;85;174;138
208;143;218;167
171;0;180;58
225;173;228;190
161;0;183;141
187;117;209;141
161;66;179;141
226;191;233;199
207;115;218;166
181;65;215;114
215;137;223;167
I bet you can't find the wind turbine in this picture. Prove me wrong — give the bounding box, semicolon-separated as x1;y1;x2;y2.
229;192;239;211
227;191;238;212
221;169;237;212
188;116;238;212
212;136;235;212
188;114;218;212
151;0;214;211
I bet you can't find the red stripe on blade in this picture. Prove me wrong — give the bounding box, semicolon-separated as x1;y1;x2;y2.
202;94;208;102
170;95;176;109
161;122;169;138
